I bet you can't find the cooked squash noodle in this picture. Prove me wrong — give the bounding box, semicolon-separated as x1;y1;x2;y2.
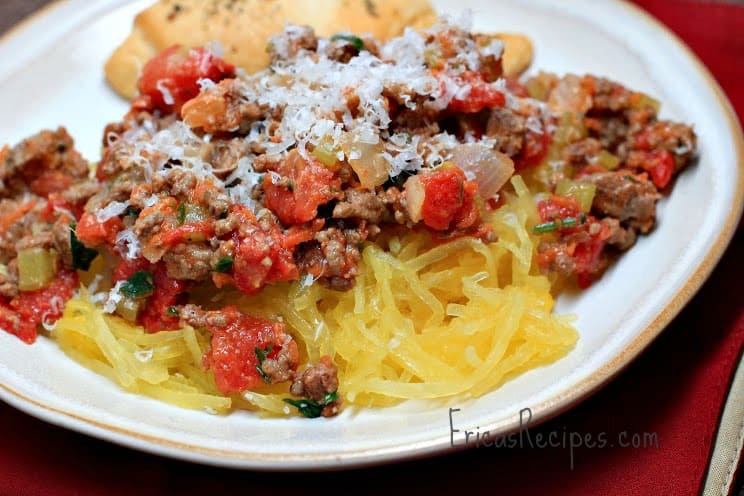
53;176;577;415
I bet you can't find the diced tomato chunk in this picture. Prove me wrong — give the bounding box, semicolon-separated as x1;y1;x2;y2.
204;306;298;394
41;193;84;222
263;150;341;226
112;259;188;332
141;264;190;332
420;166;482;231
74;211;123;247
0;270;78;344
642;150;675;189
574;221;612;288
158;222;215;246
446;71;506;114
537;195;581;222
229;205;299;296
112;257;152;282
133;45;235;114
514;128;551;171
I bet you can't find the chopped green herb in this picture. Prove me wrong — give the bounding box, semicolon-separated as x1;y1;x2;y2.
254;344;273;363
283;391;339;419
531;216;587;235
214;256;234;273
287;180;295;192
255;365;270;383
532;221;557;234
166;306;180;317
254;345;274;384
623;175;639;183
70;223;98;271
561;217;578;228
330;33;365;51
177;202;187;224
120;271;155;299
124;206;141;219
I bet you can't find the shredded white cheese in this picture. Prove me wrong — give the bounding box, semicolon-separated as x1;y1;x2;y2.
103;281;126;314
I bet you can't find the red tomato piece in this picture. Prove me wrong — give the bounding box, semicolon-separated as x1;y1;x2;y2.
643;150;675;189
205;306;298;394
420;166;481;231
230;205;299;296
514;128;551;171
262;150;341;226
112;257;152;282
75;211;123;247
141;264;190;332
41;193;84;223
574;222;612;289
158;221;215;246
134;45;235;114
537;195;581;223
112;259;188;333
446;71;506;114
0;270;78;344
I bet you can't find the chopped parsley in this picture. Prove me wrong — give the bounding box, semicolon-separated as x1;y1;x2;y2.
124;206;140;219
283;391;338;419
177;202;187;224
120;271;155;299
214;256;234;273
70;223;98;271
254;345;274;383
330;33;365;51
532;215;587;234
166;306;180;317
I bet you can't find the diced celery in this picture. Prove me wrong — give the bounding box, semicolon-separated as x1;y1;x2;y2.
632;93;661;114
116;297;142;322
555;179;596;212
18;247;58;291
554;112;587;146
596;150;620;170
311;141;339;168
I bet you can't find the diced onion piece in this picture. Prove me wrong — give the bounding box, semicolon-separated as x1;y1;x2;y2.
18;247;58;291
450;143;515;199
404;175;425;223
547;74;592;114
555;179;596;212
344;134;390;190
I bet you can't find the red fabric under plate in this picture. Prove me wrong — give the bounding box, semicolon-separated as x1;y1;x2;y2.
1;1;743;495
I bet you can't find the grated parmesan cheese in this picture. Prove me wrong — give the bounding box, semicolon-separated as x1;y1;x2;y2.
95;201;129;222
103;281;126;314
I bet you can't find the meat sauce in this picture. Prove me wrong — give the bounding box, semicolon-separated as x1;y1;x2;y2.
0;19;696;417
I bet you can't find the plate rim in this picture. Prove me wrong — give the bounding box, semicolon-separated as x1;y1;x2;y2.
0;0;742;470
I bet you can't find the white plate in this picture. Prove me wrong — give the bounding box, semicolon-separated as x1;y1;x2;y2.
0;0;741;470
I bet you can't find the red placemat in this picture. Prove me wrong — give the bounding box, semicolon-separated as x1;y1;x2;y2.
1;1;743;495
